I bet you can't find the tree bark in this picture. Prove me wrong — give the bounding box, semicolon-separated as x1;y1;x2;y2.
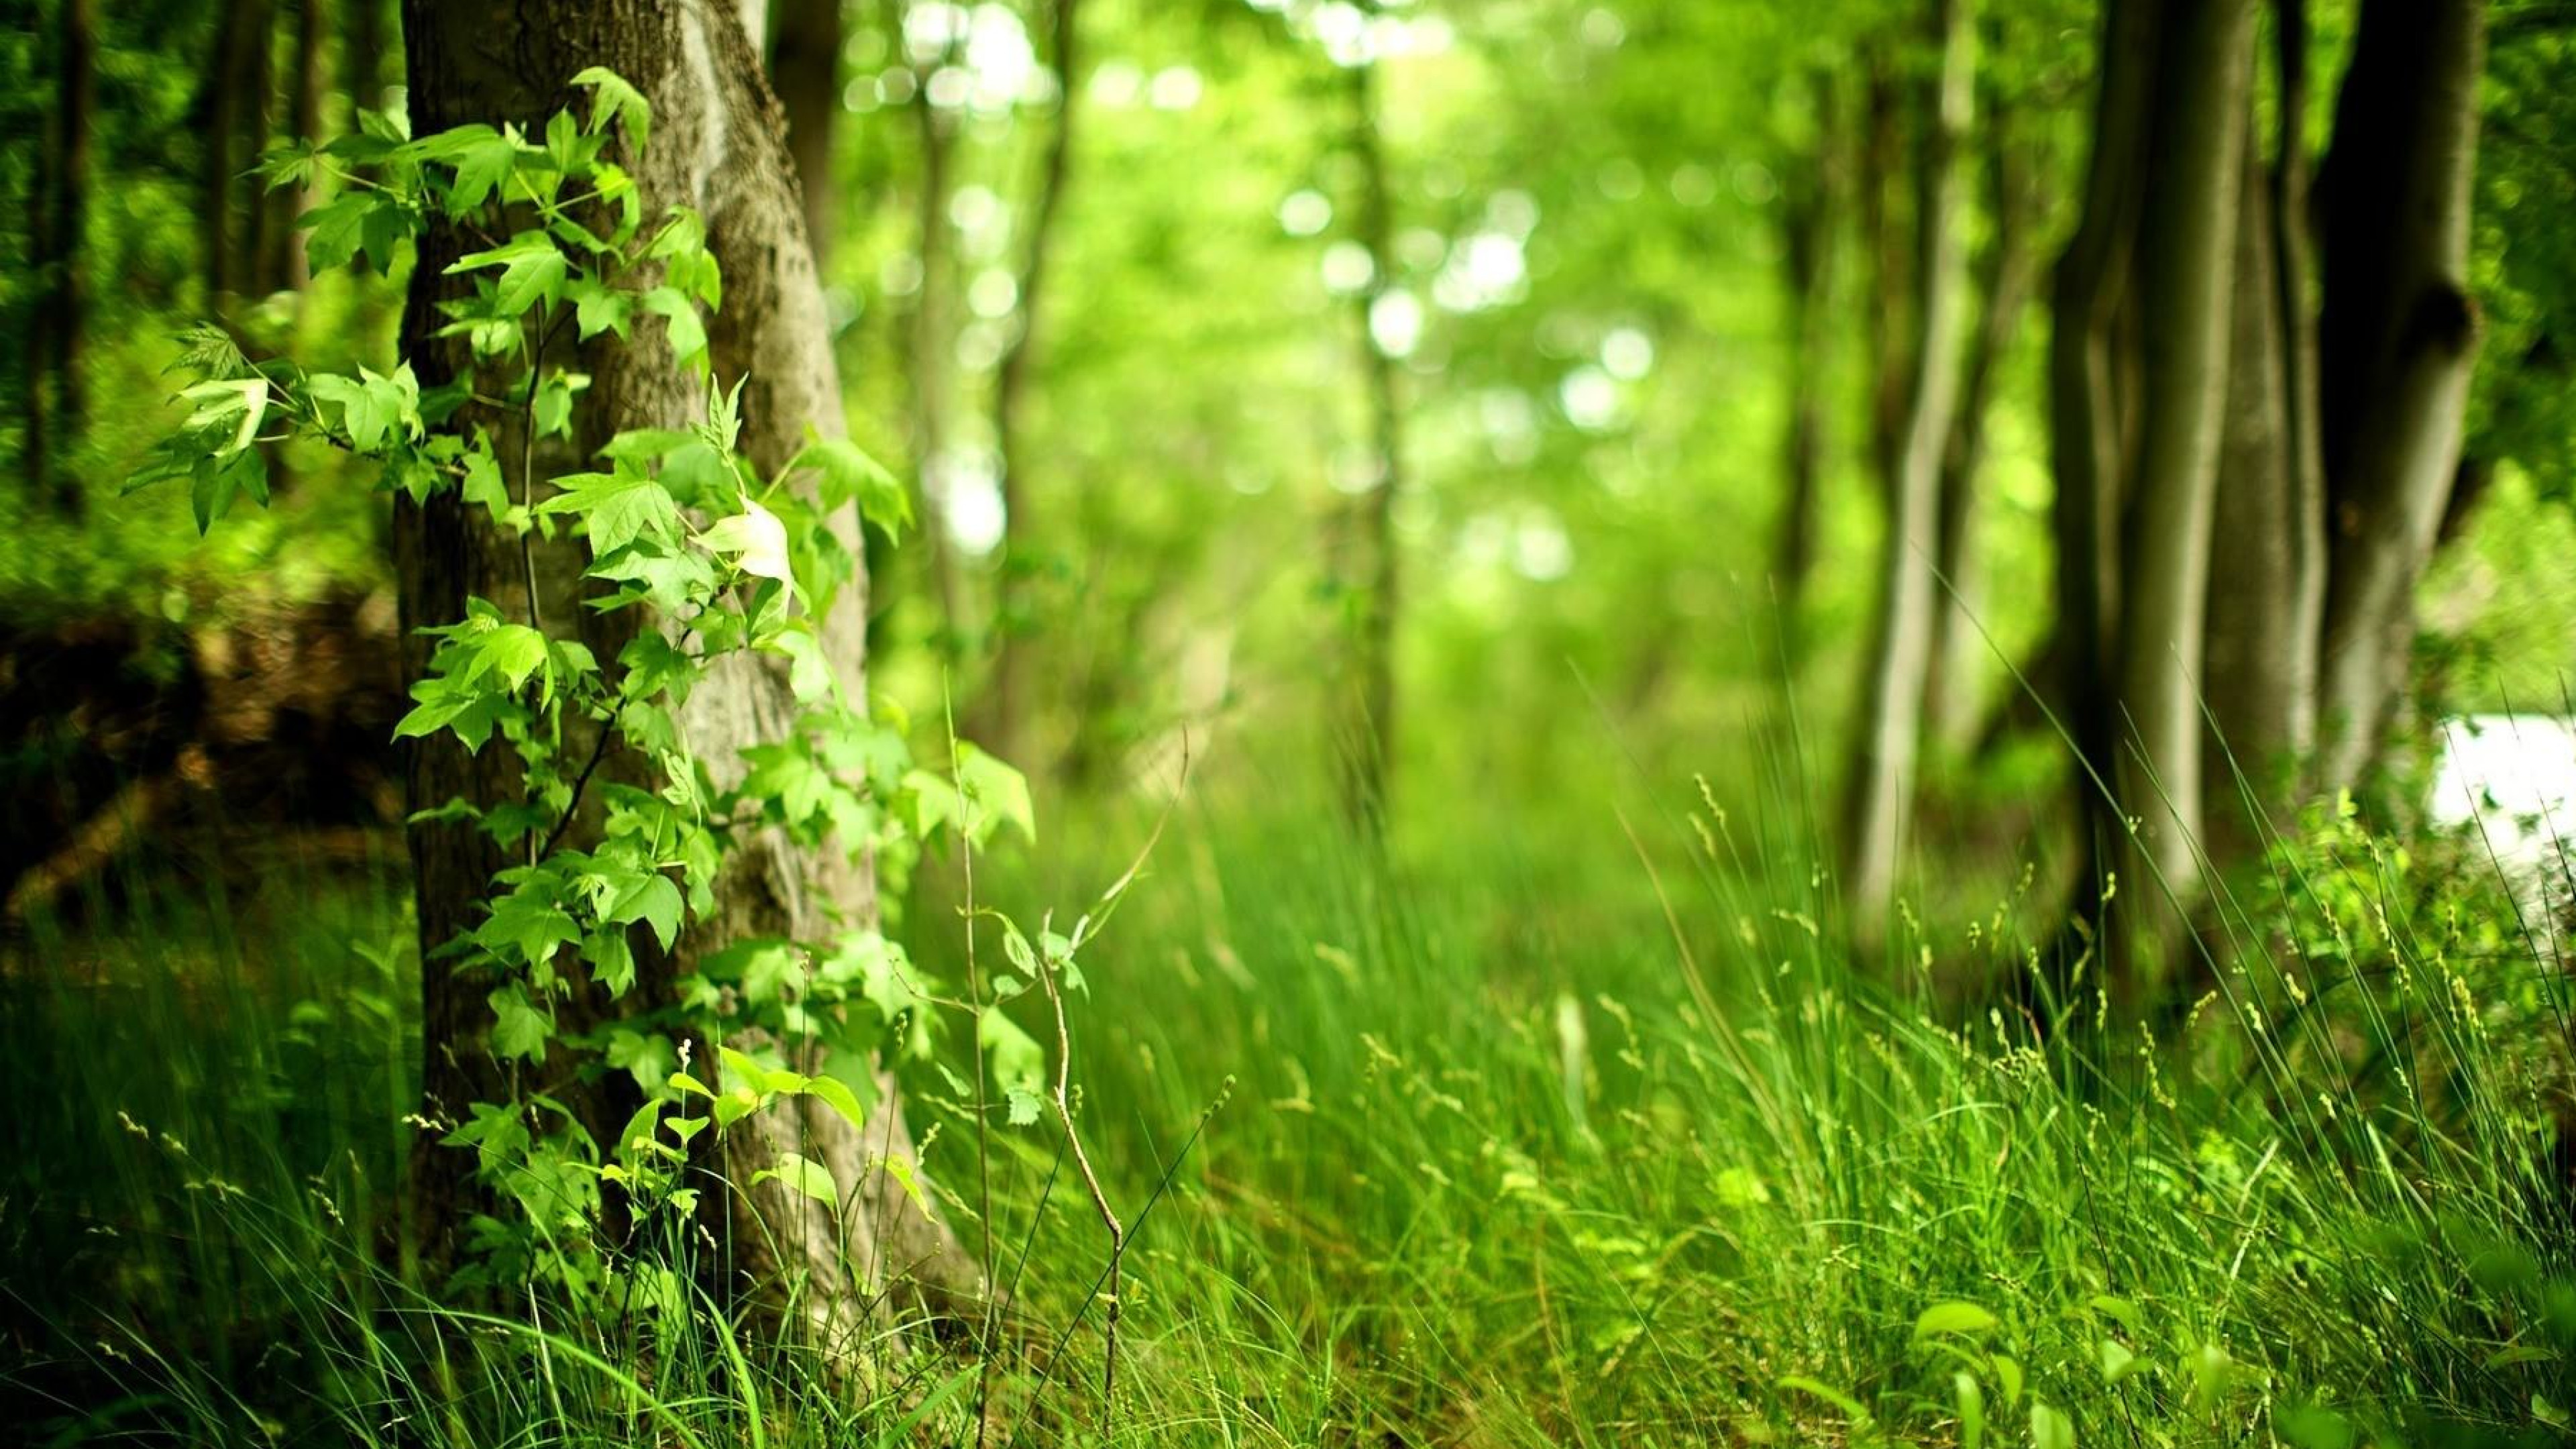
397;0;976;1332
2312;0;2486;788
2106;0;2254;961
768;0;842;263
983;0;1083;767
1842;0;1976;946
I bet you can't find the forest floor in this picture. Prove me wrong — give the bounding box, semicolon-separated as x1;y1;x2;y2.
3;762;2572;1447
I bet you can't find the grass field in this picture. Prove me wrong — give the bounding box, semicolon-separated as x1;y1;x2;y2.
4;749;2573;1447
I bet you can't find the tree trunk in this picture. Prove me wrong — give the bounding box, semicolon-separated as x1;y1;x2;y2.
260;0;329;293
2312;0;2486;788
2107;0;2253;964
2047;0;2159;899
1859;46;1914;499
344;0;390;111
768;0;842;263
1332;46;1405;831
25;0;94;517
983;0;1083;768
2200;103;2322;858
202;0;272;300
909;44;967;655
397;0;976;1330
1925;97;2037;747
1772;69;1840;661
1841;0;1975;946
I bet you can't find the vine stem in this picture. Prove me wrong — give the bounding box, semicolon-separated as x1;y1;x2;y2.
1035;938;1123;1441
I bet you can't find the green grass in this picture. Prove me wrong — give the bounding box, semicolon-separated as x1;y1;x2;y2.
4;751;2573;1446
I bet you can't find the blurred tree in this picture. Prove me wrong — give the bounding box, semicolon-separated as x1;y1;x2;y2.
1843;0;1976;944
2051;0;2486;980
983;0;1083;765
23;0;95;516
1328;10;1405;830
768;0;843;261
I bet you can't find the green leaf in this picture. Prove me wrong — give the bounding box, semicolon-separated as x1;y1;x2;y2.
1914;1301;2000;1342
1955;1372;1986;1449
2028;1401;2074;1449
488;984;554;1062
570;276;633;340
449;231;569;316
765;624;836;704
786;434;915;539
753;1151;837;1208
301;191;386;272
572;66;651;153
606;873;684;953
1005;1088;1043;1127
1777;1376;1872;1430
979;1007;1043;1094
538;467;680;557
179;378;269;455
804;1073;870;1129
641;287;706;374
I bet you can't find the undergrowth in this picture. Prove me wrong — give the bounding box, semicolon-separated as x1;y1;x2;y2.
3;753;2573;1447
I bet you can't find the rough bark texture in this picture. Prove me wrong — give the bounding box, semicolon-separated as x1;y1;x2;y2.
397;0;977;1332
1842;0;1975;947
2312;0;2485;788
983;0;1083;766
767;0;843;262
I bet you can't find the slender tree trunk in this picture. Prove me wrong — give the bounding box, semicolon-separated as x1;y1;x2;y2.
1773;69;1840;661
344;0;389;112
983;0;1083;767
909;48;966;655
239;0;280;293
2312;0;2486;788
398;0;976;1329
25;0;94;516
1925;99;2036;747
1841;0;1975;945
203;0;274;299
2047;0;2158;892
1859;46;1914;499
1333;45;1404;830
2108;0;2254;965
260;0;328;293
768;0;842;264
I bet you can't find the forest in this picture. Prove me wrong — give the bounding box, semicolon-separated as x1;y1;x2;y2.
3;0;2575;1443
